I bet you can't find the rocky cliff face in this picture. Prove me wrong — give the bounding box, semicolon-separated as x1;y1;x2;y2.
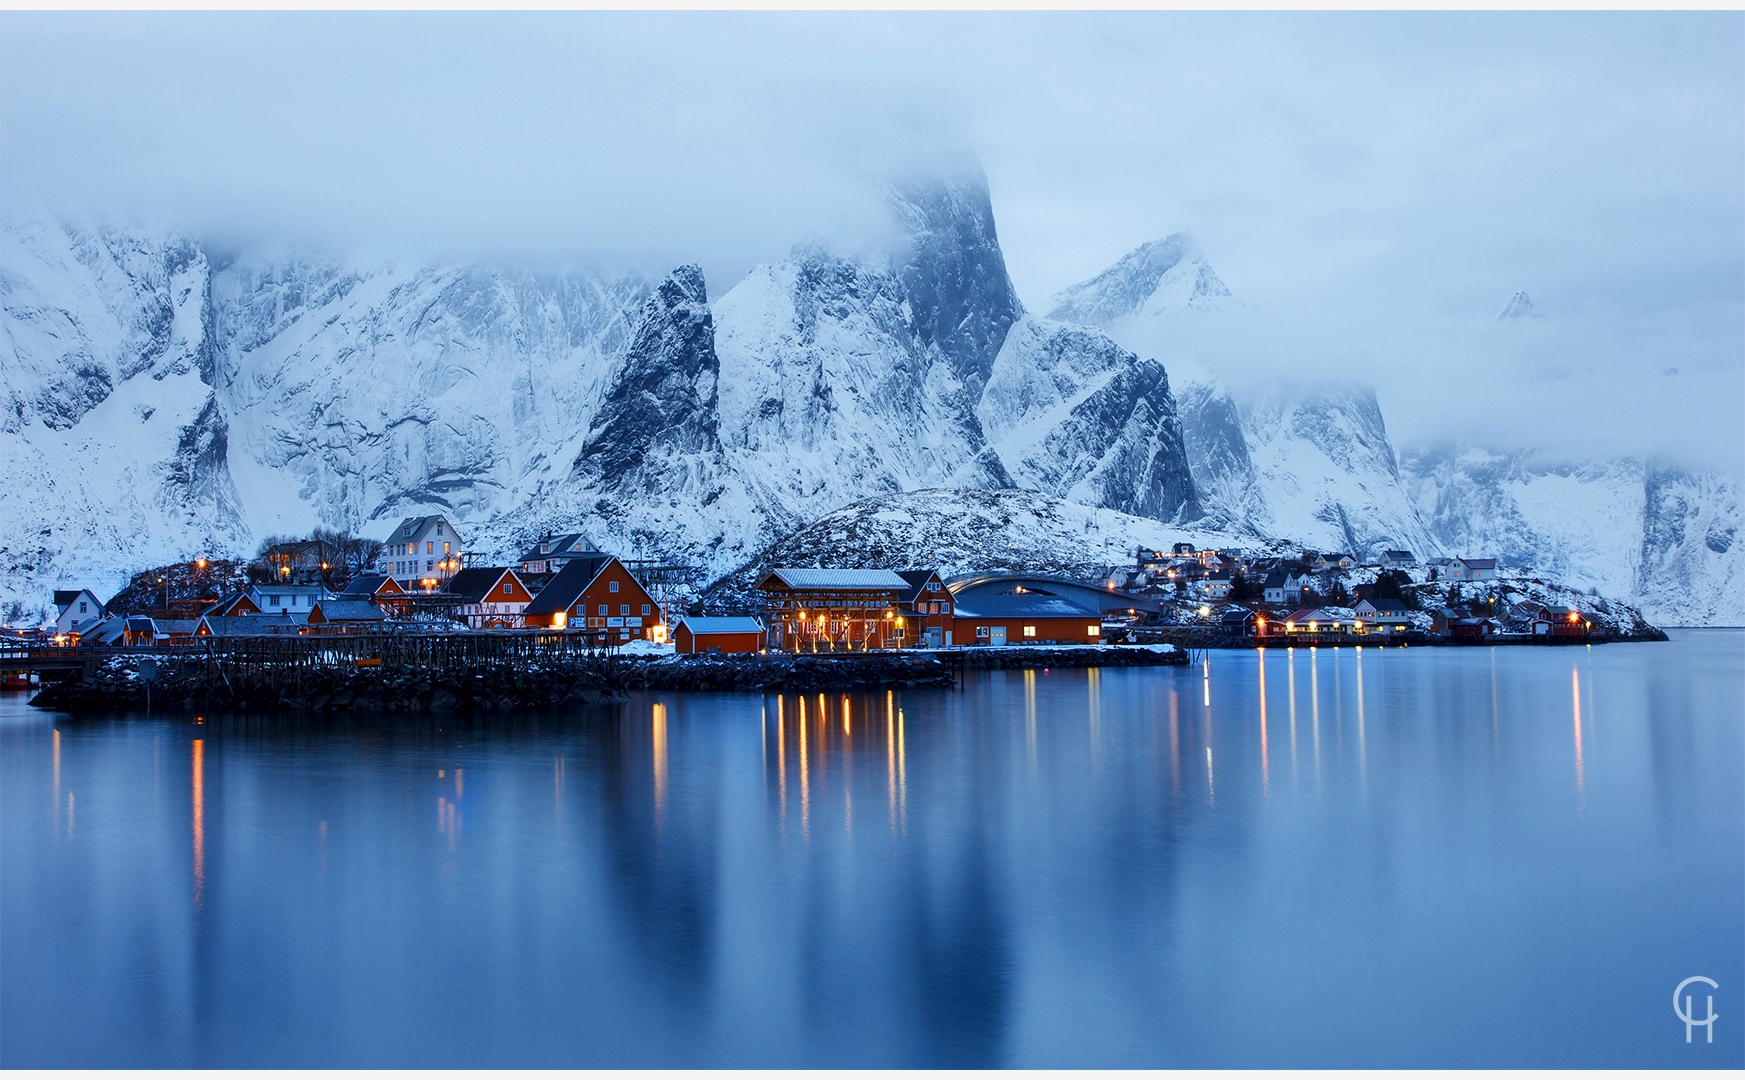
980;317;1197;521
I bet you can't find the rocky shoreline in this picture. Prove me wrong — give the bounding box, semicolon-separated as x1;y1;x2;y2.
26;645;1194;715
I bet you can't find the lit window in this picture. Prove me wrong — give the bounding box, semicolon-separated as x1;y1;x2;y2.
1023;625;1037;637
444;542;450;554
976;626;990;638
1087;625;1101;637
426;542;433;554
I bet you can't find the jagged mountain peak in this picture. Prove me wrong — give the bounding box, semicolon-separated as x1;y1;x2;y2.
1045;231;1238;331
1497;291;1543;320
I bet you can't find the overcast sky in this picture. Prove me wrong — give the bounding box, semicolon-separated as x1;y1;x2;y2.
3;12;1741;468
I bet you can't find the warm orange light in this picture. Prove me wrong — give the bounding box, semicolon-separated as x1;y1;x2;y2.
1568;612;1580;623
553;610;567;629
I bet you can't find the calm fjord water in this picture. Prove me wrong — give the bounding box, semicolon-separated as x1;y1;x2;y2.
3;631;1741;1068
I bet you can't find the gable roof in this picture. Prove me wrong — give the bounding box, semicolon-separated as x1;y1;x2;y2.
678;616;764;635
895;569;943;603
443;567;519;605
54;589;97;612
339;573;403;597
758;568;911;591
1461;558;1498;570
196;612;307;636
522;554;618;617
516;533;604;563
1282;608;1342;624
385;515;452;546
200;590;259;617
309;600;386;623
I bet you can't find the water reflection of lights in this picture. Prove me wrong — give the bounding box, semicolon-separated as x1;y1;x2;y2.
764;691;910;840
192;738;205;910
437;795;459;850
653;703;668;821
1258;649;1269;796
1572;667;1585;800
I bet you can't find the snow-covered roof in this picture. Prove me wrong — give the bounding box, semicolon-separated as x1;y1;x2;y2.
678;616;764;635
761;568;910;591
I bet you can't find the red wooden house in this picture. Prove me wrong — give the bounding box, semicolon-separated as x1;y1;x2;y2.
443;567;535;629
522;554;663;644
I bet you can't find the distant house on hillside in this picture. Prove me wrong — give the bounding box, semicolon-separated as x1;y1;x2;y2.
1199;570;1234;600
1450;558;1498;581
1261;570;1307;607
1380;550;1417;569
377;515;464;591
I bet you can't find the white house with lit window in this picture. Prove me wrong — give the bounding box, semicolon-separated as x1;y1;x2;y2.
247;583;329;615
376;515;465;591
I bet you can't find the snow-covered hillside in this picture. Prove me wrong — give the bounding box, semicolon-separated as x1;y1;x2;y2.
1401;447;1744;626
702;487;1262;613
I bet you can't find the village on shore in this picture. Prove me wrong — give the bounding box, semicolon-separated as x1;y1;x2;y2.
26;512;1630;659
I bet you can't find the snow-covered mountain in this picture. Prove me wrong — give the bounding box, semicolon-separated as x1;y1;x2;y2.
1045;232;1239;332
3;178;1736;626
1400;448;1743;626
1496;291;1543;320
1174;380;1439;559
1;165;1207;619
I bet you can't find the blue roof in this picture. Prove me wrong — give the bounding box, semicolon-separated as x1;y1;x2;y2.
950;594;1099;619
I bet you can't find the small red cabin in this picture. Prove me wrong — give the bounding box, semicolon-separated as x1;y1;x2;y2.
674;616;765;655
